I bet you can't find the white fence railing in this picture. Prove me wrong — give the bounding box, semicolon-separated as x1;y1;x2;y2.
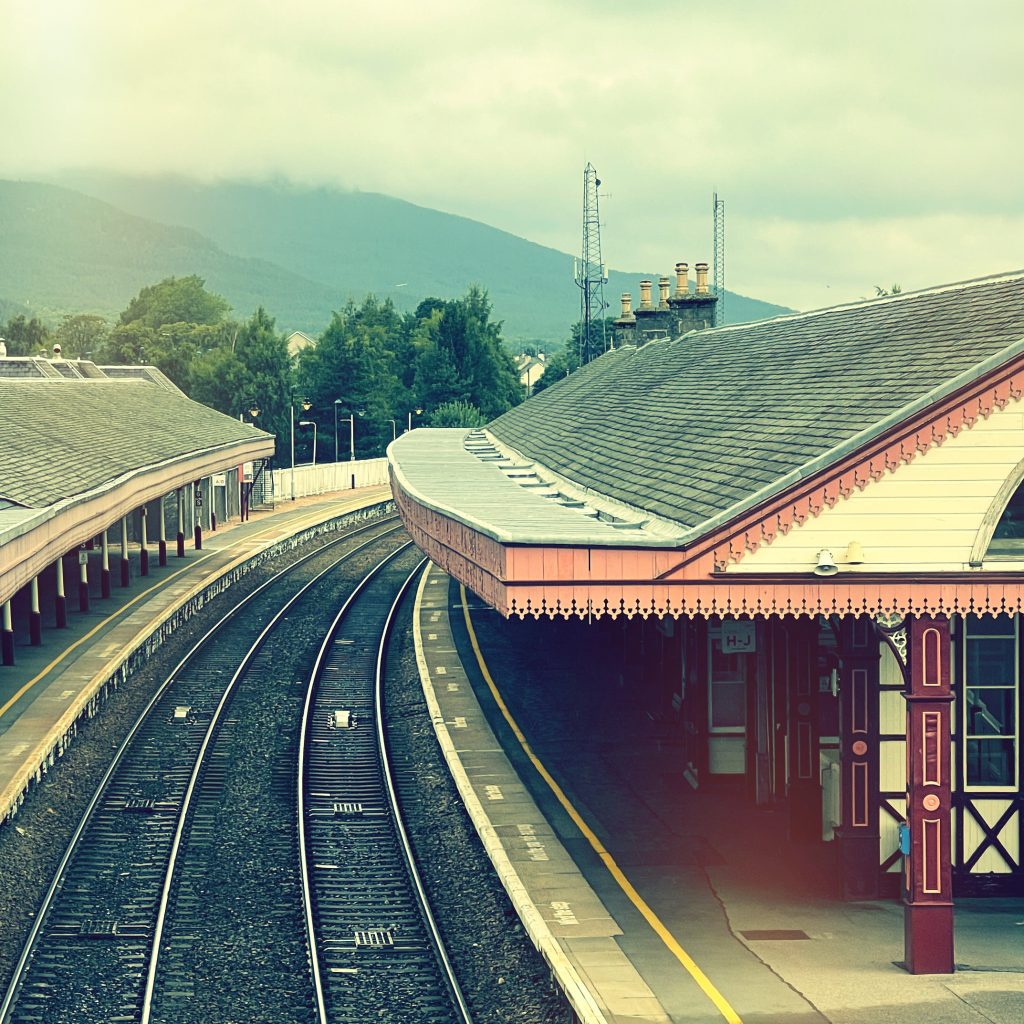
271;458;390;500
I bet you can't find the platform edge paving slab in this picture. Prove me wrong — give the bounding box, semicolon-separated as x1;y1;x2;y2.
0;487;391;822
413;563;671;1024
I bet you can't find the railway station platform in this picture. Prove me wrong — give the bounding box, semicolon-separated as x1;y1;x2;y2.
0;486;391;823
415;565;1024;1024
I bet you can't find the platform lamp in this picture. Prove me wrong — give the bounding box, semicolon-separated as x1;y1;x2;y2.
407;407;423;432
388;419;397;442
291;396;312;500
299;420;318;466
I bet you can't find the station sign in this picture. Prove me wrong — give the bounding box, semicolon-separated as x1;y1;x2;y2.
721;620;756;653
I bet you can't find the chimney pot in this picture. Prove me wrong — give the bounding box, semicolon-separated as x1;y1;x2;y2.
674;262;689;298
638;279;653;310
695;262;710;296
658;276;670;310
619;292;635;320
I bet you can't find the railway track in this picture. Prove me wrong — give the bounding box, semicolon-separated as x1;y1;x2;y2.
0;513;404;1024
301;550;472;1024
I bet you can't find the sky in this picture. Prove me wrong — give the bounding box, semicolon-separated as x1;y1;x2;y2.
1;0;1022;311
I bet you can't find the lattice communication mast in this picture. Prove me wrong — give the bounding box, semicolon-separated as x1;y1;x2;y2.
712;191;725;326
574;163;608;365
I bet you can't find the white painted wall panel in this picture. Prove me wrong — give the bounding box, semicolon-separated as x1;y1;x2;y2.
726;401;1024;574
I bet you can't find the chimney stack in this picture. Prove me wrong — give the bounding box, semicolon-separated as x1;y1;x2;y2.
674;262;689;298
638;279;653;310
658;276;671;310
695;262;710;295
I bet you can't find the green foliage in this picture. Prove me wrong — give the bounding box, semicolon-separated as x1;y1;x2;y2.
2;315;50;356
190;307;293;443
874;284;903;297
54;314;109;358
298;287;522;460
429;400;487;428
531;316;616;394
119;275;230;329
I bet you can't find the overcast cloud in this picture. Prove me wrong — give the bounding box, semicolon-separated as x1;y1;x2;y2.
1;0;1021;310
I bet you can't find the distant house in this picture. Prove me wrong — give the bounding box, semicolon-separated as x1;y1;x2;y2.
515;351;546;395
286;331;316;360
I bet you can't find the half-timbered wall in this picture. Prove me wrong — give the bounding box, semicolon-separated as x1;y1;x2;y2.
726;400;1024;575
876;618;1023;894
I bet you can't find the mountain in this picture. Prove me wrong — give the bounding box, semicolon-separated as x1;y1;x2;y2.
0;181;340;332
3;174;792;342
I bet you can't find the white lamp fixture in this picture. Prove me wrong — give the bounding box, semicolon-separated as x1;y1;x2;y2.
845;541;865;565
814;549;839;576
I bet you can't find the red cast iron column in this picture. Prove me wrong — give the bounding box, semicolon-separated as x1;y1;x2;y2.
836;616;881;899
788;616;821;843
903;615;954;974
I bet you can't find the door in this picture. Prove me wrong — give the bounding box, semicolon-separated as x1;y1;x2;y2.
708;625;749;774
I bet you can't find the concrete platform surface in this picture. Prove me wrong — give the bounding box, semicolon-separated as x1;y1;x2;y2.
424;568;1024;1024
1;487;390;821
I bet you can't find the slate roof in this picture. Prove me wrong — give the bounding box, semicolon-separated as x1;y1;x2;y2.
0;380;272;509
487;271;1024;539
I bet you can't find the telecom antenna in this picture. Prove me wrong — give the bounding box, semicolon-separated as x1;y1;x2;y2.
574;163;608;365
712;191;725;326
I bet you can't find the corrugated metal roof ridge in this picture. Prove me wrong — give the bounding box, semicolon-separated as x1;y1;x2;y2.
487;272;1024;540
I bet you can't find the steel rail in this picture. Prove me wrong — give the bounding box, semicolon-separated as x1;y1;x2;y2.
0;511;398;1024
297;541;415;1024
139;528;408;1024
375;561;474;1023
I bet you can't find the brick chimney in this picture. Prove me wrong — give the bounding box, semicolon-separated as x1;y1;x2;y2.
612;292;636;348
667;258;718;334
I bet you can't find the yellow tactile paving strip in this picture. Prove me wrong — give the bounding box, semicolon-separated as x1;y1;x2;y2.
0;487;391;823
413;563;672;1024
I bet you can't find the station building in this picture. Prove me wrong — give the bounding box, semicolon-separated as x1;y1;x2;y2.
0;354;274;664
389;267;1024;974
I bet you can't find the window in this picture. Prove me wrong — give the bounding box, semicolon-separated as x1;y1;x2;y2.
963;615;1018;789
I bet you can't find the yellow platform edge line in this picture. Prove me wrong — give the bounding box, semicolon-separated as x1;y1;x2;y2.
0;495;381;723
459;582;744;1024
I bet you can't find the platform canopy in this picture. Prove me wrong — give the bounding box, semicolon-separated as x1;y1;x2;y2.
0;378;274;603
391;271;1024;619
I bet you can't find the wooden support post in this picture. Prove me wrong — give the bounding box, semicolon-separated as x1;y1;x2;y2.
119;516;130;588
2;600;14;665
101;530;111;598
836;616;881;899
902;615;954;974
55;555;67;628
29;576;42;645
158;495;167;566
788;617;821;842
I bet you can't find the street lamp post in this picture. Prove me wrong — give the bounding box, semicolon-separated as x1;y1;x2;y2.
388;419;397;442
407;408;423;432
299;420;318;466
291;397;312;500
333;399;342;462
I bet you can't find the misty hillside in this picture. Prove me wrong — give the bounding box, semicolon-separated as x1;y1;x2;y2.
3;175;791;342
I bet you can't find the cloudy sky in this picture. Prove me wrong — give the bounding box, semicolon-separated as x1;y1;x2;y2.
2;0;1021;310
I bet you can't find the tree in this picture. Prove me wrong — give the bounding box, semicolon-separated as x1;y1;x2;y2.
429;400;487;427
2;315;50;356
411;287;522;418
298;296;406;460
190;308;292;444
54;314;109;359
119;275;230;329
